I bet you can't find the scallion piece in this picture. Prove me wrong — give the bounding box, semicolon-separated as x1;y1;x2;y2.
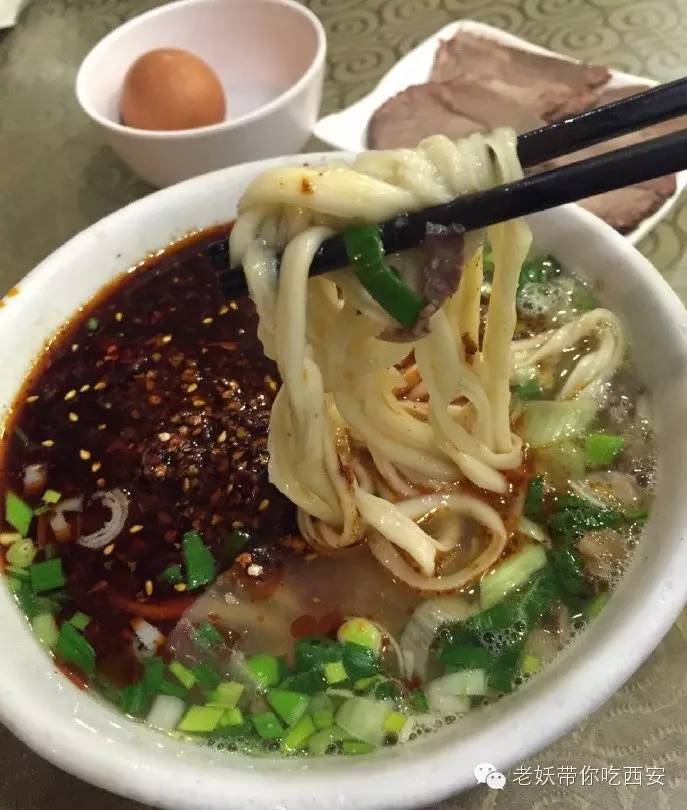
343;226;423;328
251;710;284;740
584;432;625;468
337;617;382;654
32;613;59;648
55;621;95;675
207;681;244;708
193;662;221;692
7;565;30;581
168;660;197;690
267;688;310;727
323;661;348;684
281;714;316;752
41;489;61;504
193;620;224;649
217;706;244;728
342;739;375;755
142;657;165;694
29;558;66;593
6;538;37;569
182;531;216;590
121;682;148;717
5;491;33;537
246;654;281;689
158;564;183;585
177;705;225;733
69;611;91;631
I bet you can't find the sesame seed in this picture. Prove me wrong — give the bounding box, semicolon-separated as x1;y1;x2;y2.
174;583;187;592
80;384;90;393
232;520;244;529
229;301;238;310
94;381;107;390
145;579;153;596
152;352;162;362
115;312;123;322
161;334;172;344
192;399;205;408
236;426;247;439
129;524;143;534
64;389;76;401
186;383;198;393
158;432;171;442
26;395;39;403
217;431;227;444
41;439;55;448
247;564;264;577
218;305;229;315
259;499;270;512
91;461;102;473
68;412;78;422
103;543;115;556
79;449;91;460
97;423;107;431
202;316;213;325
71;343;79;352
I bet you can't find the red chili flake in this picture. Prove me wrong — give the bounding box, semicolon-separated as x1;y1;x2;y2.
55;660;89;691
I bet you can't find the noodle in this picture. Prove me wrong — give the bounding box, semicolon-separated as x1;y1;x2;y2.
230;131;626;591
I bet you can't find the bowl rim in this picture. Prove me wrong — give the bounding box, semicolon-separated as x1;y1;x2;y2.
2;152;687;810
75;0;327;139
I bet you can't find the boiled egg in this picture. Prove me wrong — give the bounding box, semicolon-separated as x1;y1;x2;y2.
121;48;226;131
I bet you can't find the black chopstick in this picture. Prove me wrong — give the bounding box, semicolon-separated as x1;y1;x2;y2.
219;78;687;298
517;75;687;167
219;126;687;297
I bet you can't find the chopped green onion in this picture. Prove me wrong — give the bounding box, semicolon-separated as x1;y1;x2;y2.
480;543;548;609
572;284;599;311
410;689;428;712
142;657;165;694
511;379;542;400
147;694;186;731
343;225;423;328
267;688;310;726
222;529;251;558
32;613;59;648
521;654;541;676
29;558;66;593
584;432;625;467
337;617;382;654
87;317;99;331
158;564;183;585
6;538;36;569
517;254;561;292
383;711;407;734
521;399;597;447
342;641;379;681
193;620;224;649
7;565;30;581
294;637;343;671
251;710;284;740
121;682;148;717
159;678;188;700
182;531;216;590
5;491;33;536
0;531;21;546
69;611;91;631
279;670;326;695
177;705;225;733
281;714;316;752
168;660;197;690
342;739;375;755
41;489;61;504
309;694;335;730
547;544;587;599
55;621;95;675
6;576;22;593
438;644;492;670
246;654;281;689
217;706;244;728
524;476;545;520
324;661;348;685
207;681;244;707
374;680;402;701
193;662;221;692
585;591;611;619
488;645;523;693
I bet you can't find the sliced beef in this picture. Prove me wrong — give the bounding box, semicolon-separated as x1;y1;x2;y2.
430;32;609;121
368;77;541;150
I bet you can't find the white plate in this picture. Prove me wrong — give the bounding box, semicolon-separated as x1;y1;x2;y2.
314;19;687;245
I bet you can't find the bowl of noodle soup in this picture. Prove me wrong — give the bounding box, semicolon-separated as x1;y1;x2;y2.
0;139;687;809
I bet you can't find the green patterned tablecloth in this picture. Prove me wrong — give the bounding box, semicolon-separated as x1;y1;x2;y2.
1;2;686;808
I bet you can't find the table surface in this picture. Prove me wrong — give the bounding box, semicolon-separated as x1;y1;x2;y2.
1;1;687;808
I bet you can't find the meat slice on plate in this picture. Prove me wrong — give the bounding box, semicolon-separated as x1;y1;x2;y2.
430;31;610;121
368;77;541;150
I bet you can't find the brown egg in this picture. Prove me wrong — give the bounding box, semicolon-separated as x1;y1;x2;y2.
121;48;226;131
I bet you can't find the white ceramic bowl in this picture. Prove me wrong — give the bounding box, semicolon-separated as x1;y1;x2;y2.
1;154;687;810
75;0;326;187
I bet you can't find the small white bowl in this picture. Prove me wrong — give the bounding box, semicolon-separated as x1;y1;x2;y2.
76;0;326;187
1;154;687;808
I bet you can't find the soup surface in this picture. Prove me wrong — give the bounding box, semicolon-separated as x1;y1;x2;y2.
0;227;654;756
